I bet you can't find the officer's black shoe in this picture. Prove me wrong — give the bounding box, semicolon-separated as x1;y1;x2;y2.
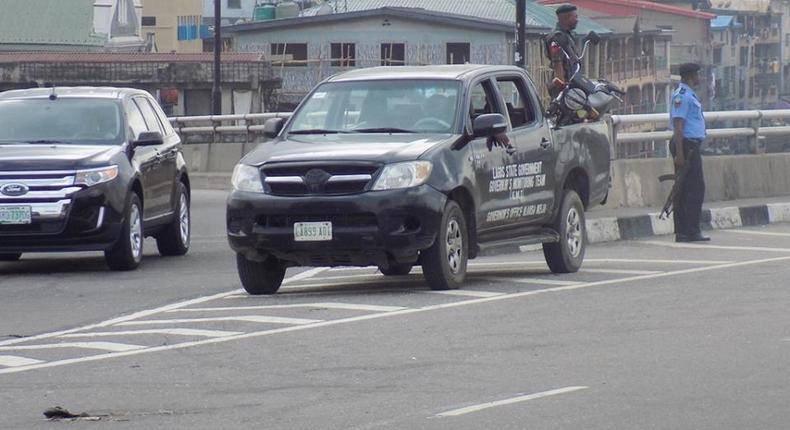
676;234;711;243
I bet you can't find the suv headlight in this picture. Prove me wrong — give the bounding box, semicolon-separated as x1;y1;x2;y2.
232;164;263;193
372;161;433;191
75;166;118;187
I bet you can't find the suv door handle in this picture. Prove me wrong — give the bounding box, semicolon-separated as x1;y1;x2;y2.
540;137;551;149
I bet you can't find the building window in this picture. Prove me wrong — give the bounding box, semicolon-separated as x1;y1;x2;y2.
141;16;156;26
446;43;470;64
271;43;308;67
227;0;241;9
177;16;201;41
330;43;356;67
381;43;405;66
713;48;722;63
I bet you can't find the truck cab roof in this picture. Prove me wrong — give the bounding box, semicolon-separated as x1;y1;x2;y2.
326;64;529;83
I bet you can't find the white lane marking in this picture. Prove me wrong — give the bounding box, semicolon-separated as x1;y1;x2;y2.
642;241;790;253
0;267;326;348
433;386;589;418
59;329;242;339
115;316;322;327
0;355;45;367
581;268;661;275
167;303;407;313
4;255;789;375
486;277;581;286
0;342;145;352
722;229;790;238
423;290;504;298
585;258;733;265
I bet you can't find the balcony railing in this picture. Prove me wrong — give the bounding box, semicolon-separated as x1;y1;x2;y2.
602;56;657;82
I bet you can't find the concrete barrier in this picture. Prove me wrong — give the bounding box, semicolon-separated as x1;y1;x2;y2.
604;153;790;209
184;142;790;210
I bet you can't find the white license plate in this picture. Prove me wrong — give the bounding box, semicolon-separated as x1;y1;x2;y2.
0;206;32;225
294;221;332;242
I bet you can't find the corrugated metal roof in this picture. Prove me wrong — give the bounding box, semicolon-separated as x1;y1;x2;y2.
0;52;266;64
0;0;105;46
300;0;612;33
711;15;735;28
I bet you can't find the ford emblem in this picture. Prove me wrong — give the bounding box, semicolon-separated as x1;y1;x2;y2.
0;183;29;197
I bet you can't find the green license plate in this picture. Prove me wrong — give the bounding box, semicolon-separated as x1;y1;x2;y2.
293;221;332;242
0;206;32;225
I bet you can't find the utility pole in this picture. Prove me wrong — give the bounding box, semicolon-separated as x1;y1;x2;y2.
515;0;526;68
212;0;222;115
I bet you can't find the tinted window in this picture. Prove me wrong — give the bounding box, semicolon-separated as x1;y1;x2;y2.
127;103;149;140
0;98;123;145
134;97;164;135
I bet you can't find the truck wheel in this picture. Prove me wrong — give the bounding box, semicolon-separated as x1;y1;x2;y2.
421;201;468;290
543;189;586;273
0;253;21;261
105;193;143;271
156;182;191;256
378;264;413;276
237;254;286;295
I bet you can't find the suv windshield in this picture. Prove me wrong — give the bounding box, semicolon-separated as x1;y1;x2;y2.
0;98;124;145
288;80;461;134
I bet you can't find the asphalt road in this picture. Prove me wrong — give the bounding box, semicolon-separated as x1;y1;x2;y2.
2;190;790;429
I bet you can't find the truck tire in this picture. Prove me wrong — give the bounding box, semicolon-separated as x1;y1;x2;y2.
237;254;286;295
156;182;191;256
543;189;586;273
0;253;21;261
421;200;468;290
105;193;143;271
378;264;413;276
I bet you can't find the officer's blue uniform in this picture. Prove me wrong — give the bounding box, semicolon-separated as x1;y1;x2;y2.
668;81;706;239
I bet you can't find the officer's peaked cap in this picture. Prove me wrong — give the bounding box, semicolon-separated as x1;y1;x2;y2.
679;63;701;76
555;4;577;14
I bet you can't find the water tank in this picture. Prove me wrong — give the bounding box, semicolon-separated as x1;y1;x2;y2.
276;1;300;19
253;3;276;21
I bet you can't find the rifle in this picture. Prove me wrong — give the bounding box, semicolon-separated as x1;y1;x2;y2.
658;150;694;220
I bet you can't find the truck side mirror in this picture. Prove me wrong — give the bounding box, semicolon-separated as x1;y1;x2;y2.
472;113;508;138
133;131;163;147
263;117;286;138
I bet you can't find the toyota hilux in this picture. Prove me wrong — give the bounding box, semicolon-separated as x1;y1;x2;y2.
227;65;611;294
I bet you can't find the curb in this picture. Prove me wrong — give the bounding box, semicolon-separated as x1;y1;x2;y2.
586;202;790;244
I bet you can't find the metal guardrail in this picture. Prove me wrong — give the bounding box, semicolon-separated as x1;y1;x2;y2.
169;109;790;157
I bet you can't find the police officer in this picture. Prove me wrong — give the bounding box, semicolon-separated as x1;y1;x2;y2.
547;4;580;95
669;63;710;242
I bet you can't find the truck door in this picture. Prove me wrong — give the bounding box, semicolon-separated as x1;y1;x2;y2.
492;74;556;226
468;78;517;232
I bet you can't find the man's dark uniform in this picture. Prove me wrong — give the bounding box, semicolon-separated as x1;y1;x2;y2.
669;63;707;241
547;5;580;85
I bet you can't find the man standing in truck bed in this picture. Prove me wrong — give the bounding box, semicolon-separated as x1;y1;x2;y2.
547;4;580;97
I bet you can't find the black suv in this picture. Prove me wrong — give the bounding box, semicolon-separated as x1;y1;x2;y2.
227;65;611;294
0;87;191;270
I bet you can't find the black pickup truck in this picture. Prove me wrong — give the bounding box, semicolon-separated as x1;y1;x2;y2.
227;65;611;294
0;87;191;270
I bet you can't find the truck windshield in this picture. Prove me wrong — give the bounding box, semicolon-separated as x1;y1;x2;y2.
0;99;124;145
288;80;461;134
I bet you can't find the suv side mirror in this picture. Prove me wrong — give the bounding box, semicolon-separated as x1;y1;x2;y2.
472;113;508;138
133;131;163;147
263;117;286;139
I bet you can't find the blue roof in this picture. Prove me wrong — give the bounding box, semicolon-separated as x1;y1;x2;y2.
711;15;739;29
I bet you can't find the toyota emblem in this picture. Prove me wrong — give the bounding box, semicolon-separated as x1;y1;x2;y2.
0;183;29;197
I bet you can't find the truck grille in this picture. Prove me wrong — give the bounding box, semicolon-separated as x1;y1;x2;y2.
0;170;79;235
261;163;380;196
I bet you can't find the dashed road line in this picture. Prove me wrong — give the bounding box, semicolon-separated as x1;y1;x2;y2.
642;241;790;253
115;315;322;326
59;329;243;339
0;355;45;367
423;290;504;298
581;268;661;275
433;386;589;418
0;342;146;352
722;229;790;238
4;256;789;375
167;303;407;313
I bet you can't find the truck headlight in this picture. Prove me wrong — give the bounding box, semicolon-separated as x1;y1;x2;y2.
75;166;118;187
232;164;263;193
372;161;433;191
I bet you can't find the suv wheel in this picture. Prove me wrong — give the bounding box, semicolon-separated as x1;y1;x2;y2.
378;264;413;276
421;200;468;290
105;193;143;271
543;189;586;273
156;182;191;256
237;254;286;295
0;253;21;262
